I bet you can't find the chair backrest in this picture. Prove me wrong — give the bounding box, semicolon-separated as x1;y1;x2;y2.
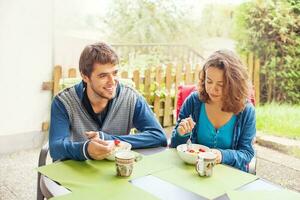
176;85;256;119
176;85;197;119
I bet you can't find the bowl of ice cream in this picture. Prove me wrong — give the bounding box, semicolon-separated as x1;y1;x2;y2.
176;143;210;165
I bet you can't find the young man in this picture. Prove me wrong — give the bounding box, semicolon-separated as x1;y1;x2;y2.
49;42;167;161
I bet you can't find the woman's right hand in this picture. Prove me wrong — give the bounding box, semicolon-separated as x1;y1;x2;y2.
177;116;195;135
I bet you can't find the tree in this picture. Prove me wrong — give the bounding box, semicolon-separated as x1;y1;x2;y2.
233;0;300;104
104;0;196;43
199;4;235;38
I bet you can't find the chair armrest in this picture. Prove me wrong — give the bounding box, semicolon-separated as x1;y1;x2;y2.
37;143;49;200
38;143;49;167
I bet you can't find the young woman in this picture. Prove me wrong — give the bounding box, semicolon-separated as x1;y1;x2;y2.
170;50;256;172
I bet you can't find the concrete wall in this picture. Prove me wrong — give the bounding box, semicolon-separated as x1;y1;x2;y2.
0;0;53;153
54;33;96;70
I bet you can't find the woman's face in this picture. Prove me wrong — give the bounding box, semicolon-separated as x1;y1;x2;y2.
205;67;224;103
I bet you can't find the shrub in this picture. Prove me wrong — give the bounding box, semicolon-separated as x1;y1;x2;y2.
233;0;300;104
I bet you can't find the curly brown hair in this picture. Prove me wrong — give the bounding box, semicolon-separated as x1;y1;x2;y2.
198;50;250;114
79;42;119;78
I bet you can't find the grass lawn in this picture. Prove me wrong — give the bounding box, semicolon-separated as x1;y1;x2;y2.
256;103;300;139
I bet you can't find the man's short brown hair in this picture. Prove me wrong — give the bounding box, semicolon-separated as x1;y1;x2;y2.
79;42;119;77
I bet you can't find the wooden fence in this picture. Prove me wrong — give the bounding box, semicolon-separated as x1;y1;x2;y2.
241;53;260;105
42;63;202;128
42;53;260;131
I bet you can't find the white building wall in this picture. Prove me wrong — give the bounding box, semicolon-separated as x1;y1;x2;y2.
0;0;53;153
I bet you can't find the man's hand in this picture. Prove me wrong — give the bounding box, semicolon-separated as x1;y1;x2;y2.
211;149;222;164
85;131;115;160
85;131;101;141
177;116;195;135
87;140;115;160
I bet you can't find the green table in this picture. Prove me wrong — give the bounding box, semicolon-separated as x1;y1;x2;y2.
38;148;299;200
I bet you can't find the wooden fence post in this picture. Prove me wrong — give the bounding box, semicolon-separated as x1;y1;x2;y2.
174;64;182;124
144;69;151;103
53;65;62;95
154;66;162;122
254;58;260;105
194;64;202;83
163;64;173;126
68;68;77;78
175;63;182;91
121;71;128;79
247;53;254;81
241;55;247;68
133;70;140;91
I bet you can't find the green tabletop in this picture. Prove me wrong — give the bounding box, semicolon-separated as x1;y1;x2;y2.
38;149;259;200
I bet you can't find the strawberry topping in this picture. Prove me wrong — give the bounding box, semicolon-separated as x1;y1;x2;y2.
114;139;121;146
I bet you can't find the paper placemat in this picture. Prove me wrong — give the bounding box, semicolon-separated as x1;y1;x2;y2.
226;190;300;200
38;159;120;191
153;163;258;199
50;182;159;200
37;149;179;192
132;149;183;178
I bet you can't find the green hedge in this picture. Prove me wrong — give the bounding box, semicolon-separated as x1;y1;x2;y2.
233;0;300;104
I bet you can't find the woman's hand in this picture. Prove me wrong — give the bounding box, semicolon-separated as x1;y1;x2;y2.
177;116;195;135
211;149;222;164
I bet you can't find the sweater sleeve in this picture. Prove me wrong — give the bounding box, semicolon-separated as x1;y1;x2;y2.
219;104;256;172
170;93;197;148
49;97;88;161
101;95;167;148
